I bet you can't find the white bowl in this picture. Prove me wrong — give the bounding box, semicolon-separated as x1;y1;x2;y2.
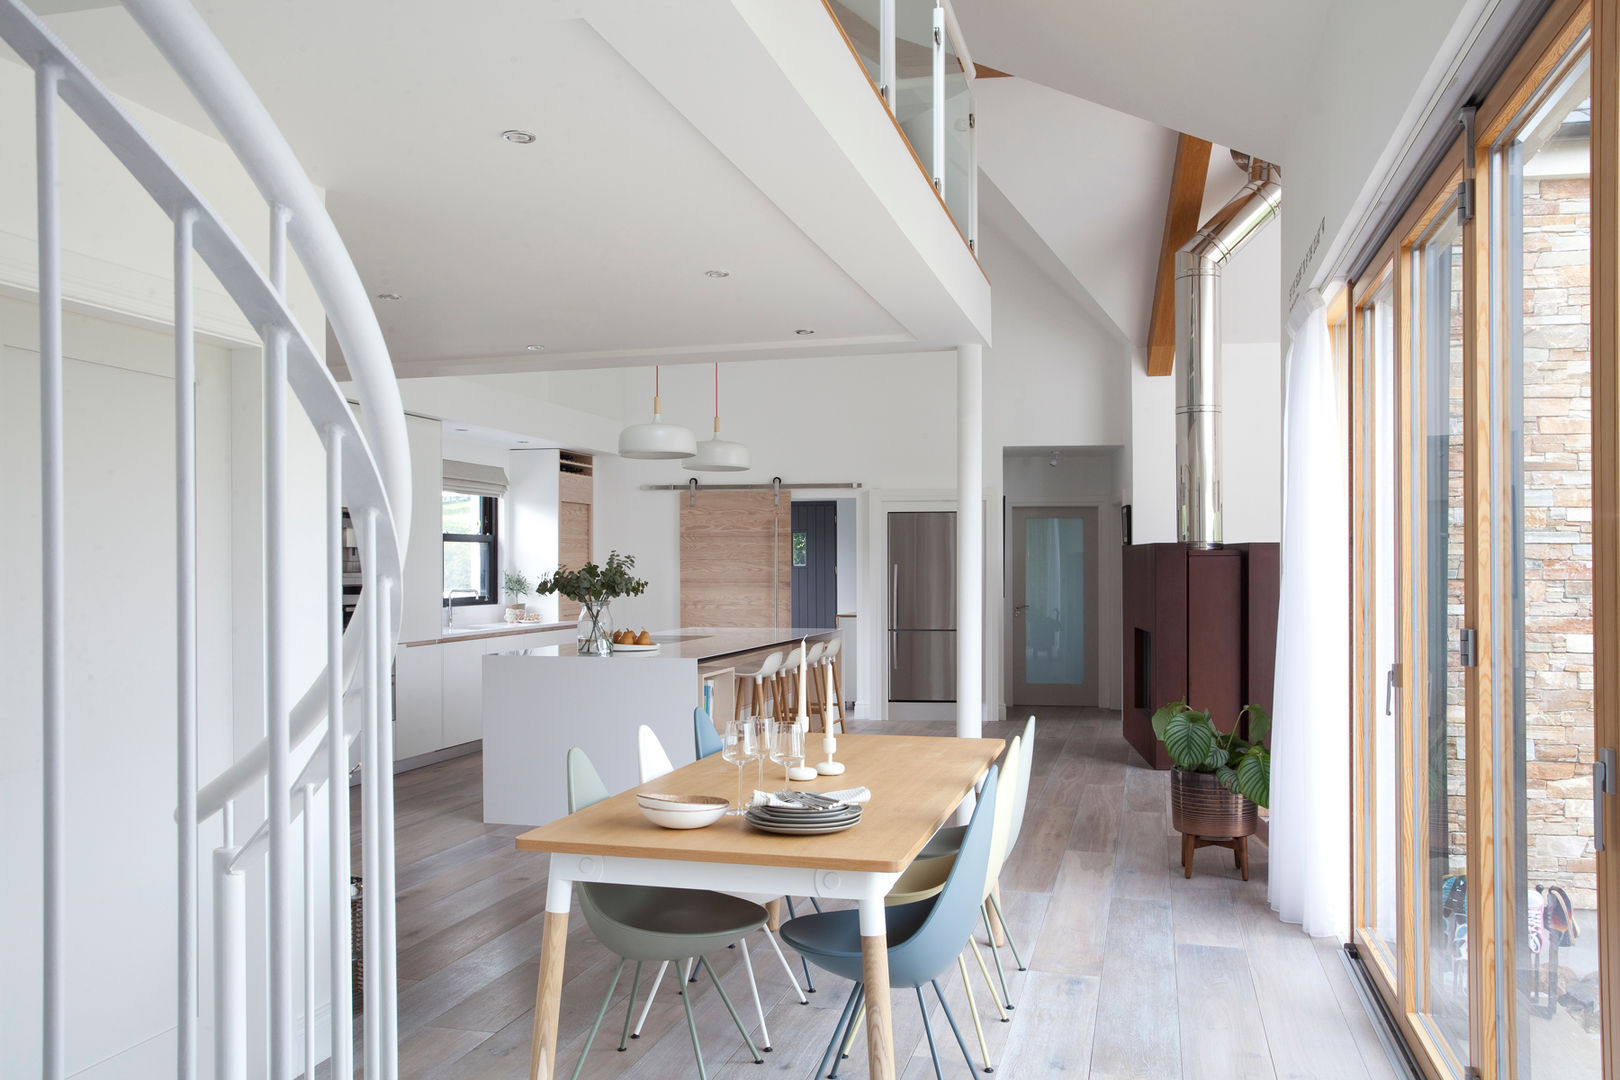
637;792;726;812
639;798;727;829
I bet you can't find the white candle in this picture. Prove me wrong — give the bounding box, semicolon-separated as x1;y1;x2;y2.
797;638;807;717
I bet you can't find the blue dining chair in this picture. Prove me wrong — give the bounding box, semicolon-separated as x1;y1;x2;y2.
781;764;1001;1080
564;747;767;1080
694;705;724;759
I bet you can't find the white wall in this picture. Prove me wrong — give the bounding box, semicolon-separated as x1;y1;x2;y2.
1;298;332;1080
509;449;562;622
1280;0;1481;314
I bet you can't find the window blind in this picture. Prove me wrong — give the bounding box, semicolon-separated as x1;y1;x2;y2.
442;459;508;498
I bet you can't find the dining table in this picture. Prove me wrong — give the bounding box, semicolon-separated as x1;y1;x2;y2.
515;731;1005;1080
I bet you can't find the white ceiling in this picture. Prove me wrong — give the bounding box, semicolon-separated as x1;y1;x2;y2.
952;0;1334;163
976;78;1279;347
30;1;909;368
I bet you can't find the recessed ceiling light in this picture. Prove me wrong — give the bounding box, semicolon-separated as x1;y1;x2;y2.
526;344;546;351
704;269;731;279
455;427;468;432
375;292;401;301
517;439;530;444
794;329;815;335
501;129;536;144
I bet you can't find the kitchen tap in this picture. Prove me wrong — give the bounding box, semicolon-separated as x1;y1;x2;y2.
444;589;478;629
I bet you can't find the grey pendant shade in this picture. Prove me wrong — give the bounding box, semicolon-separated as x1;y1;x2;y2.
618;365;697;460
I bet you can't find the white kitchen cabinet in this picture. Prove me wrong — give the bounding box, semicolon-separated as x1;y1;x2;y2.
440;638;485;747
392;645;443;760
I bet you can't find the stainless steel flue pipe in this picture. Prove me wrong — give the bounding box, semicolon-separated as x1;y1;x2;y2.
1175;156;1281;547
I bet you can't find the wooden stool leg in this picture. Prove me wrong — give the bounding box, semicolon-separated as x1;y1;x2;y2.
734;677;748;725
1182;833;1195;879
831;661;845;731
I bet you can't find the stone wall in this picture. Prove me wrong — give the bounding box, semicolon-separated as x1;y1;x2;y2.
1519;174;1595;908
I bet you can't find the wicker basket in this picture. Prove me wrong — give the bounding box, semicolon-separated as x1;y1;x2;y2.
1170;767;1257;839
351;876;364;1012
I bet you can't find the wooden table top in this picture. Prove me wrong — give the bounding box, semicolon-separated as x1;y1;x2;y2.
514;733;1004;874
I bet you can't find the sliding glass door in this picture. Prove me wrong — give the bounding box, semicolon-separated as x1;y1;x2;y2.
1349;2;1615;1077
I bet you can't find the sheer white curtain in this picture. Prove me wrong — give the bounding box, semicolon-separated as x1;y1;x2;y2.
1267;291;1350;938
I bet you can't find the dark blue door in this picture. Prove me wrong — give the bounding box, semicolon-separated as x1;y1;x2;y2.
790;501;837;629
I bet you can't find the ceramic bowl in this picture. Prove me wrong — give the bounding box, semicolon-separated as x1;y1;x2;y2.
637;794;727;829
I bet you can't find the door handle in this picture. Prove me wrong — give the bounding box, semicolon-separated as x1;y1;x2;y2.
1596;747;1617;852
890;630;897;671
1013;604;1029;617
1384;667;1395;717
891;563;900;623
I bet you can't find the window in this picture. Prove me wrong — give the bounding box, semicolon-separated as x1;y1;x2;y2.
443;490;497;605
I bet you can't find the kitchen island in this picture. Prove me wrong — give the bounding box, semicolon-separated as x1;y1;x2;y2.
481;627;839;826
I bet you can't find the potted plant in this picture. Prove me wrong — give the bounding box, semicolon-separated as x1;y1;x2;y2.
536;551;648;656
502;570;533;623
1151;699;1271;880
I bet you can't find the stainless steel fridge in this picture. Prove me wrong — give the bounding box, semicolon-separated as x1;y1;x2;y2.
888;511;956;702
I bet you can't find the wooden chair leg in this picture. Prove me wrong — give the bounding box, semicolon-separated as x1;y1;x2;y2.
734;677;748;725
1182;833;1195;879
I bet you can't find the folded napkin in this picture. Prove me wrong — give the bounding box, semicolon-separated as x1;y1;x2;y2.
751;787;871;809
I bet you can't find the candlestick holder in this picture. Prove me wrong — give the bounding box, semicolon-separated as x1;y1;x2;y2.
815;731;845;776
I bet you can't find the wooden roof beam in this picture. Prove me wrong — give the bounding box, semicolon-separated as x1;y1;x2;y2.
1146;133;1212;377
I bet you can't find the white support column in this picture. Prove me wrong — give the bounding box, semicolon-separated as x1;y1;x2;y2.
956;344;983;741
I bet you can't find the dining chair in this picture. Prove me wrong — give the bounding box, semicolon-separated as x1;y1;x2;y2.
919;716;1037;983
564;747;766;1080
839;735;1022;1071
693;705;723;760
625;726;809;1050
781;764;1002;1080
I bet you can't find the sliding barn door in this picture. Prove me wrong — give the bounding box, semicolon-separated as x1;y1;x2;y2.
680;491;792;629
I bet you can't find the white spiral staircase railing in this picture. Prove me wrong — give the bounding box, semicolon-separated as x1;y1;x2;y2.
2;0;410;1078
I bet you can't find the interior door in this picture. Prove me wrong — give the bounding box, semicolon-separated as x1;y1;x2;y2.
1009;506;1098;706
790;500;837;629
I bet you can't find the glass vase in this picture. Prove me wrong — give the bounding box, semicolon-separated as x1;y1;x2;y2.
577;599;614;656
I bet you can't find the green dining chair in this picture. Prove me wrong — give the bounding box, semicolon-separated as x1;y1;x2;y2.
564;747;768;1080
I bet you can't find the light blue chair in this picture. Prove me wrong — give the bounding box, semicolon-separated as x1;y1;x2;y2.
565;748;767;1079
781;764;1001;1079
694;705;724;759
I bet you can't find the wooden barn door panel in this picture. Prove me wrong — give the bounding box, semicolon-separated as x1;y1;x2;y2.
680;491;791;629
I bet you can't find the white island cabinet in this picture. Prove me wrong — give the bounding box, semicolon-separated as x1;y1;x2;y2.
481;627;839;826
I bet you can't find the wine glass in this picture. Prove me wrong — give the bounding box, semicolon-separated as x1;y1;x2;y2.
721;717;757;816
770;719;804;784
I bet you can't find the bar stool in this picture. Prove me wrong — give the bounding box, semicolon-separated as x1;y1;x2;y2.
775;646;803;722
803;642;827;727
733;650;785;726
820;638;845;735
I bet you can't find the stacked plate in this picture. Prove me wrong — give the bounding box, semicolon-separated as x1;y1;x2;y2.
745;800;862;836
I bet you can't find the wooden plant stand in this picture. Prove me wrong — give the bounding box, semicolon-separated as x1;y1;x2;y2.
1181;833;1249;881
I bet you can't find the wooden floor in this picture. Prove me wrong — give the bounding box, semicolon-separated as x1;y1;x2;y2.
354;708;1401;1080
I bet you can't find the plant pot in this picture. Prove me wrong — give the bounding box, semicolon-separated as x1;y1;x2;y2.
1170;767;1257;839
505;604;527;623
577;599;614;656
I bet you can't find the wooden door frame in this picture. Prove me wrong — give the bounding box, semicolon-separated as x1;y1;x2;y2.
1347;1;1616;1076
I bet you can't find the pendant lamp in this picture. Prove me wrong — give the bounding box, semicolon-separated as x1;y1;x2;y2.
618;365;696;459
684;363;751;472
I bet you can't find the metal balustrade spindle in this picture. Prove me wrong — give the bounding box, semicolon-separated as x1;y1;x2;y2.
36;57;66;1080
379;577;400;1078
361;509;383;1080
265;326;293;1080
174;205;199;1080
303;781;317;1080
325;427;354;1080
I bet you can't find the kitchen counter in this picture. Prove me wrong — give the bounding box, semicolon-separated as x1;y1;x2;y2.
400;620;573;648
490;625;838;660
482;626;842;826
